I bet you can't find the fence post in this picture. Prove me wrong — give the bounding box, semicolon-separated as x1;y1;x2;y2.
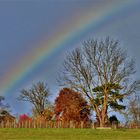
59;121;61;128
29;120;31;128
70;121;73;128
14;120;16;128
70;121;75;128
92;122;95;129
21;121;24;128
7;120;10;128
80;121;84;128
33;121;36;128
9;121;11;128
1;121;4;128
40;121;42;128
25;121;28;128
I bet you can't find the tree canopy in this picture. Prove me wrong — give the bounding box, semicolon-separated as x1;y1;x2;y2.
54;88;90;122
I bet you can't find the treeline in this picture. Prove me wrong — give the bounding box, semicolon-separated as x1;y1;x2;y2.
0;37;140;128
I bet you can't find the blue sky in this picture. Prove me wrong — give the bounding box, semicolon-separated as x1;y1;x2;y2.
0;0;140;121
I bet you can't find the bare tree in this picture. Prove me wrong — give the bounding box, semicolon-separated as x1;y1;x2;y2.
59;37;140;127
18;82;50;115
128;95;140;125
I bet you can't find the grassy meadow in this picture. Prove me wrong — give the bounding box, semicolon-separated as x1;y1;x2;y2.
0;128;140;140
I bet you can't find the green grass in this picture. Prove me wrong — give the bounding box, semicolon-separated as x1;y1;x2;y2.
0;128;140;140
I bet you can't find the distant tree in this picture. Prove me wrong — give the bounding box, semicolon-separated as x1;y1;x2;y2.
54;88;90;122
0;96;14;123
0;96;9;111
59;37;140;127
127;95;140;125
18;82;50;115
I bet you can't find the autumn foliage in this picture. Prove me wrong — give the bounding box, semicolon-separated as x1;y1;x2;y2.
35;107;54;122
19;114;32;123
54;88;90;122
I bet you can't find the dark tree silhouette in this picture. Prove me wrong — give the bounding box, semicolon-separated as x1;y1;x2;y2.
109;115;119;124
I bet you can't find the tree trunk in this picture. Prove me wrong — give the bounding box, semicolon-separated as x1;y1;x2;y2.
100;117;106;127
99;121;105;127
96;109;107;127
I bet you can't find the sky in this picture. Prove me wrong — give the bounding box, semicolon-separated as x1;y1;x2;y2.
0;0;140;120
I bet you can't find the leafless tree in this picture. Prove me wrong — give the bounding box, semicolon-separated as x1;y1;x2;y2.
128;95;140;125
59;37;140;127
18;82;50;115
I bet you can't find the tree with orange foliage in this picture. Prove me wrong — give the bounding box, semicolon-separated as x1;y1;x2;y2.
54;88;90;122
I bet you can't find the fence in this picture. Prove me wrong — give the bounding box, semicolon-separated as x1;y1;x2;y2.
0;120;92;128
2;120;138;129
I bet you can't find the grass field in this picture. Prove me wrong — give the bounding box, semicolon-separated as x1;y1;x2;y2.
0;128;140;140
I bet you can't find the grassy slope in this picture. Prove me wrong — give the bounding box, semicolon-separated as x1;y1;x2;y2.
0;128;140;140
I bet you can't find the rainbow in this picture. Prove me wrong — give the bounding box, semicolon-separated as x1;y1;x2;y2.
0;0;139;96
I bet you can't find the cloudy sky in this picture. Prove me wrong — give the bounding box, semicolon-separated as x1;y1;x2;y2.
0;0;140;118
